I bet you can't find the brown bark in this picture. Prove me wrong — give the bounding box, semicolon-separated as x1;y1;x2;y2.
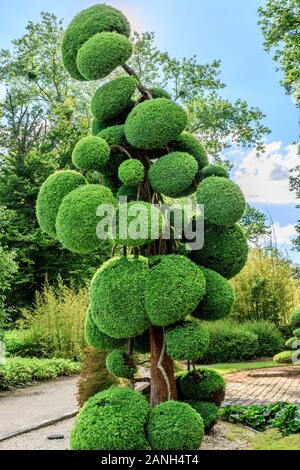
149;326;177;407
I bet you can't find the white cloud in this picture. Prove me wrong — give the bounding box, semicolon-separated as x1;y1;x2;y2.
233;141;299;204
270;223;297;245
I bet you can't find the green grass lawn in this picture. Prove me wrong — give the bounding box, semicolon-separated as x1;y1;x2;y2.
205;360;285;375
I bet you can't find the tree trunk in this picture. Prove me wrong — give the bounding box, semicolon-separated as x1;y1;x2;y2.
149;325;177;407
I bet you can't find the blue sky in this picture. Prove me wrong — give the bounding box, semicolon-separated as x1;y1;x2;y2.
0;0;299;261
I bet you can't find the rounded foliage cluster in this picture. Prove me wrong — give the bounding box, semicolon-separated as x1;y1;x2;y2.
84;308;124;350
148;152;198;198
185;400;219;433
116;184;137;201
145;255;206;326
293;327;300;338
285;337;298;348
98;124;127;146
125;98;188;149
72;136;110;172
36;170;86;238
166;321;210;361
201;164;229;179
62;4;130;80
169;132;208;181
77;32;132;81
118;159;144;187
191;223;248;279
90;256;150;338
70;387;149;450
98;124;128;175
56;184;116;253
290;308;300;329
197;177;246;226
273;351;294;364
150;87;171;100
106;349;137;379
176;369;226;406
193;268;235;321
146;401;204;450
91;76;137;122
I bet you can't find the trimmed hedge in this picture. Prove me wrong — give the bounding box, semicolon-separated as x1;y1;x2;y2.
106;349;136;379
176;369;225;406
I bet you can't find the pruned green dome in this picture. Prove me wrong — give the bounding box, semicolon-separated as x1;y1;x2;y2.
36;170;86;238
139;87;171;102
77;32;133;81
56;184;116;254
197;177;246;226
176;369;226;406
62;4;130;80
84;308;125;350
106;349;137;379
91;76;137;122
193;268;235;320
169;132;209;181
166;321;210;361
125;98;188;149
202;164;229;179
70;387;149;450
72;136;110;172
191;223;248;279
118;159;144;187
144;255;206;326
90;256;150;338
98;124;127;146
185;401;219;433
148;152;198;198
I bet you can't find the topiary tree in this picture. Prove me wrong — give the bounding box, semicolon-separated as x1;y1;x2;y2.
36;3;249;450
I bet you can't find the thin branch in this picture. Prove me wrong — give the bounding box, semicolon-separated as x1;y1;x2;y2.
157;327;171;401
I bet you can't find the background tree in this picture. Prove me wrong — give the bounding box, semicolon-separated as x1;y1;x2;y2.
240;204;271;245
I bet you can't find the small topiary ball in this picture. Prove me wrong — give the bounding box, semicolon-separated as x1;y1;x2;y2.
191;223;248;279
125;98;188;149
192;268;235;320
106;349;137;379
90;256;150;339
176;369;226;406
72;136;110;172
146;401;204;450
70;387;149;450
36;170;86;238
273;350;294;364
196;177;246;226
293;327;300;339
148;152;198;198
77;32;133;81
56;184;116;254
62;4;130;80
166;321;210;361
98;124;127;146
290;308;300;329
169;132;209;181
201;164;229;179
91;76;137;122
113;201;165;247
185;401;219;433
145;255;206;326
118;159;144;187
116;184;137;202
84;308;125;350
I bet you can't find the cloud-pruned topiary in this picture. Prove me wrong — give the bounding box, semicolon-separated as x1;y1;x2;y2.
169;132;209;181
106;349;137;379
145;255;206;326
70;387;149;450
290;308;300;329
77;32;133;81
293;327;300;339
185;400;219;433
197;177;246;226
72;136;110;172
201;164;229;179
193;268;235;320
191;223;248;279
118;159;144;187
148;152;198;198
84;308;125;350
176;369;226;406
166;321;210;361
56;184;116;253
125;98;188;149
90;256;150;338
147;400;204;450
91;76;137;122
36;170;86;238
62;4;130;80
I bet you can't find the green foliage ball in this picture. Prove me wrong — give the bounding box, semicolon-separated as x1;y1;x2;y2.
125;98;188;149
92;118;105;136
176;369;226;406
72;136;110;172
56;184;116;254
290;308;300;329
185;401;219;433
118;159;144;187
90;256;150;338
150;87;172;100
91;76;137;122
116;184;137;202
193;268;235;320
62;4;130;80
169;132;209;181
197;177;246;226
77;32;132;81
84;308;125;350
191;223;248;279
273;350;294;364
97;125;128;176
202;164;229;179
36;170;86;238
147;401;204;450
70;387;149;450
106;349;137;379
148;152;198;198
145;255;206;326
166;321;210;361
293;327;300;339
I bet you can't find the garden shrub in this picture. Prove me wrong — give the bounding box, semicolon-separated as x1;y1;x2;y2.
201;164;229;179
273;350;294;364
293;327;300;338
185;400;219;433
4;329;50;358
166;321;210;361
290;307;300;329
118;159;144;187
176;369;226;405
72;136;110;172
106;349;137;379
242;320;284;357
